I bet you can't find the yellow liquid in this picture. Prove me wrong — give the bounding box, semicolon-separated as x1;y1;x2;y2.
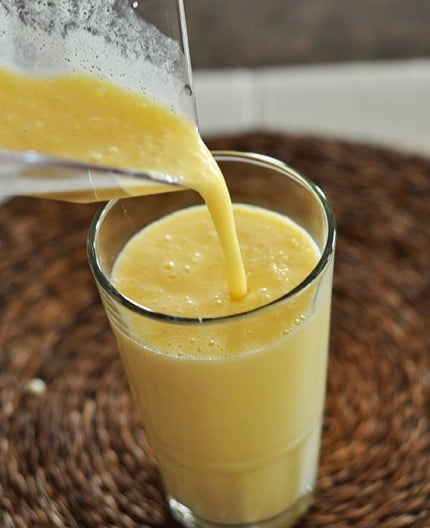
0;66;246;298
111;204;332;524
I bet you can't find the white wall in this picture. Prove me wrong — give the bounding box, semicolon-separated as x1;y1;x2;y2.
194;60;430;156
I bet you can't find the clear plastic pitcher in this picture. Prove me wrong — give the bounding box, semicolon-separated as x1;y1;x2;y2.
0;0;195;202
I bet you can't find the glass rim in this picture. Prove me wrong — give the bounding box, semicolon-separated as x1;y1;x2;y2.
87;150;336;325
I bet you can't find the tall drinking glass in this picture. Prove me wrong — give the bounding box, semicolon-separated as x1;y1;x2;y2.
88;151;336;528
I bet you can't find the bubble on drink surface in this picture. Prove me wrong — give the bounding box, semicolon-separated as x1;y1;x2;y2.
259;287;272;302
163;260;175;271
0;0;187;113
213;294;224;306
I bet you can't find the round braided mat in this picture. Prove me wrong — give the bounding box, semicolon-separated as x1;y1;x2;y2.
1;133;429;527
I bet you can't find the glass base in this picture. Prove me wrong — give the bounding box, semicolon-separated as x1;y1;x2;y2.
168;487;314;528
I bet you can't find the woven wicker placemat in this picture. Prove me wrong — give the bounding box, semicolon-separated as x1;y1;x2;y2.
0;133;429;527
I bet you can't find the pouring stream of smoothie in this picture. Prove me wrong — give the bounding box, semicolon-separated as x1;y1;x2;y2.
0;66;247;299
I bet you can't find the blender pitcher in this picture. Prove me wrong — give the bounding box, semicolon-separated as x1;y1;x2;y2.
0;0;196;201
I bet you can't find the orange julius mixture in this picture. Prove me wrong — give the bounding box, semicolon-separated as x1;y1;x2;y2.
111;204;329;524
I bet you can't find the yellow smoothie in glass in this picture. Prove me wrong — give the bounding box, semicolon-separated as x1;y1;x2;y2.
109;203;331;525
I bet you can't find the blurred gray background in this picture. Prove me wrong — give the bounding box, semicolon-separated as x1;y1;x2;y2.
184;0;430;69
